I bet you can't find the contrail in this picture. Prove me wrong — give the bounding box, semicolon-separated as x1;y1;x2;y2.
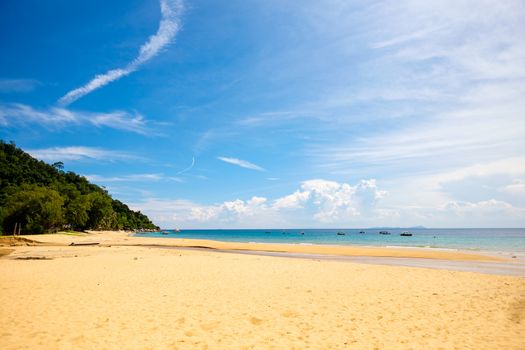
58;0;184;106
176;156;195;175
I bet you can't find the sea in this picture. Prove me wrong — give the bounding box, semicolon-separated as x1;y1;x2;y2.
136;228;525;253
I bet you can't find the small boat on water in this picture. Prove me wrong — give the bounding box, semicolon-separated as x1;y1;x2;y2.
359;231;365;234
337;232;346;236
400;231;413;237
379;231;391;235
300;231;305;235
161;231;169;235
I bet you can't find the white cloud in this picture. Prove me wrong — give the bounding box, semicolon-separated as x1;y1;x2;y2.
27;146;136;162
132;178;387;228
86;173;170;182
439;199;525;223
0;103;156;135
295;179;387;223
307;1;525;183
431;158;525;186
0;78;41;93
218;156;265;171
130;174;525;228
58;0;184;105
503;181;525;197
273;190;310;209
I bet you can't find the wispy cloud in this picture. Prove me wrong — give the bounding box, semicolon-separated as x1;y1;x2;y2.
217;156;265;171
58;0;184;106
307;0;525;178
0;103;157;135
27;146;136;162
86;173;181;182
0;78;41;93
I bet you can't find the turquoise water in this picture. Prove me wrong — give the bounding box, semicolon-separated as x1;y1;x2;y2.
136;228;525;252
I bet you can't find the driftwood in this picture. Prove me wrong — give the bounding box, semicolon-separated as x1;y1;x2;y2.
69;242;100;246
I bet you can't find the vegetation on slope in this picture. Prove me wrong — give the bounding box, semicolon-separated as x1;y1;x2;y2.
0;141;158;234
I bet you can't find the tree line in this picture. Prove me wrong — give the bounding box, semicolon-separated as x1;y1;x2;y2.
0;141;158;234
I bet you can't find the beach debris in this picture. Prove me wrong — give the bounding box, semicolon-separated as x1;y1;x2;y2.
69;242;100;246
15;256;53;260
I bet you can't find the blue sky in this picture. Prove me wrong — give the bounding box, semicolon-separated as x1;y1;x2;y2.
1;0;524;228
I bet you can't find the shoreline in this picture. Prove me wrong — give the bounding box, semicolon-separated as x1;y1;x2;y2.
2;231;524;277
8;231;510;262
3;231;524;277
1;231;524;349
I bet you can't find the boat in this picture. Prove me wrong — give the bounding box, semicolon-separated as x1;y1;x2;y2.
300;231;305;235
379;231;390;235
161;231;169;235
359;231;365;234
337;232;346;236
400;231;413;237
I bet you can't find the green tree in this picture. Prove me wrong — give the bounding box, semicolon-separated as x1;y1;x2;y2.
1;184;64;234
65;195;92;230
86;192;116;230
0;140;159;234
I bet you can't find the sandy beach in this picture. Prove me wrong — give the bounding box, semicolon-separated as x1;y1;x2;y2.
1;232;524;349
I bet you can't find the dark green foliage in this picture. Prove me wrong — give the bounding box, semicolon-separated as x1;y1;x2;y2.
0;140;158;234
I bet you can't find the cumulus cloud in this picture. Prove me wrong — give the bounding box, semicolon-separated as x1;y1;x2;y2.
129;175;525;228
58;0;184;105
217;156;265;171
288;179;387;223
273;190;310;209
131;178;387;228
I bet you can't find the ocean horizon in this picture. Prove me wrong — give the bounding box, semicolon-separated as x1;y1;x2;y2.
137;227;525;253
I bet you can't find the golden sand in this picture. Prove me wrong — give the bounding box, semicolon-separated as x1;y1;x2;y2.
0;233;523;349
